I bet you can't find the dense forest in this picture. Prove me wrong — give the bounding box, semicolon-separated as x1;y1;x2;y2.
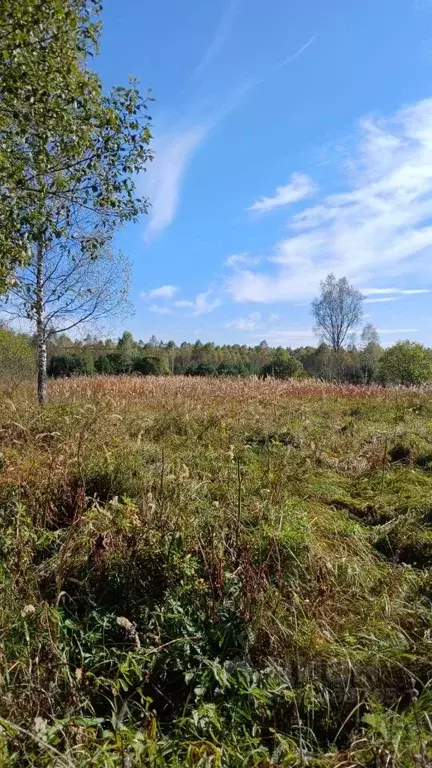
1;323;432;385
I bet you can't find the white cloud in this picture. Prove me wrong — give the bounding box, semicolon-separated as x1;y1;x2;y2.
148;305;172;315
144;124;209;239
142;31;317;241
255;35;317;91
194;0;240;76
363;287;431;295
248;172;318;213
377;328;419;334
226;312;261;330
175;289;221;315
149;284;179;300
140;285;179;304
281;35;316;65
364;297;398;303
225;253;261;268
229;98;432;303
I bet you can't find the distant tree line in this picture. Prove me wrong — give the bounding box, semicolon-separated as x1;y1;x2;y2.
1;324;432;386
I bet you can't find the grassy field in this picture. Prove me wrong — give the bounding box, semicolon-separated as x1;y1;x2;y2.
0;376;432;767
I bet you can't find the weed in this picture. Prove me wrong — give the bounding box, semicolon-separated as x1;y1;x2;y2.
0;377;431;765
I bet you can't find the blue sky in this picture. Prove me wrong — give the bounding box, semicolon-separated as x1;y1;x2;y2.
97;0;432;346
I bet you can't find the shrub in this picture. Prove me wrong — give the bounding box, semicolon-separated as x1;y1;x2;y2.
217;361;254;377
95;352;130;374
184;361;217;376
0;326;35;382
133;354;169;376
379;341;432;385
47;354;94;378
261;350;303;379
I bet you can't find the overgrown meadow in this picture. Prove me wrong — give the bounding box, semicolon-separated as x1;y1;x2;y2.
0;376;432;766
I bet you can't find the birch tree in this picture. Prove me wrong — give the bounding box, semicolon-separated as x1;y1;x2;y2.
312;274;363;351
2;217;130;403
0;0;153;401
0;0;102;284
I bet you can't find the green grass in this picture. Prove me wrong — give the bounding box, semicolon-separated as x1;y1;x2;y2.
0;376;431;766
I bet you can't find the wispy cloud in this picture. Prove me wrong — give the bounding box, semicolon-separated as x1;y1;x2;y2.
362;287;431;303
175;289;221;315
226;312;261;330
142;284;221;316
194;0;240;76
144;124;209;239
228;98;432;303
141;284;180;301
262;35;317;82
144;28;317;241
260;328;421;347
363;287;431;295
282;34;317;65
148;305;172;315
225;253;261;267
248;172;318;213
364;297;398;303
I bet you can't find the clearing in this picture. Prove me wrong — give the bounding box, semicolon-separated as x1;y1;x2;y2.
0;376;431;766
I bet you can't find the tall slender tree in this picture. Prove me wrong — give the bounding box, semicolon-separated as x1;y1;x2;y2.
360;323;380;348
311;274;363;351
2;217;130;403
0;0;153;401
0;0;101;284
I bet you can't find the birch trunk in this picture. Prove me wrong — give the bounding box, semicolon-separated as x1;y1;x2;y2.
35;240;47;405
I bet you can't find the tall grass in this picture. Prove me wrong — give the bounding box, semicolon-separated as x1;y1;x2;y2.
0;376;431;766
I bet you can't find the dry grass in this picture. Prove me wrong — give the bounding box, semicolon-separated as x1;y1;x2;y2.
48;373;432;401
0;376;431;766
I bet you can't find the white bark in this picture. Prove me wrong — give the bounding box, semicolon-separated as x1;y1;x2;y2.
35;240;47;405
